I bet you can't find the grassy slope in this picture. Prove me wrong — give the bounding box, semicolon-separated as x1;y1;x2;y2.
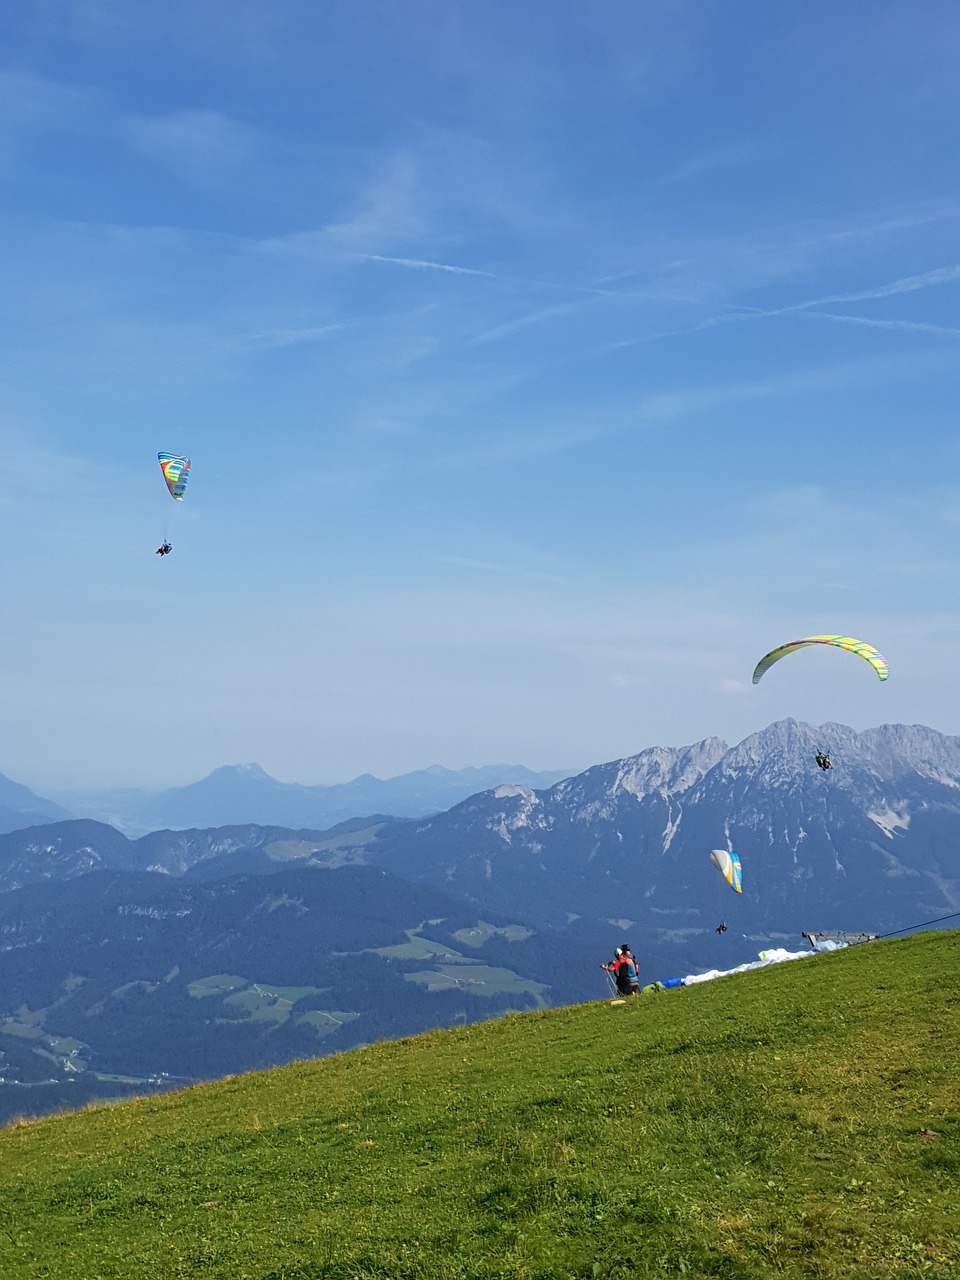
0;932;957;1280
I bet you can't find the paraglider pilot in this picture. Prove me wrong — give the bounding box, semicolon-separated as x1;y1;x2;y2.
815;751;832;771
156;542;172;556
601;944;640;997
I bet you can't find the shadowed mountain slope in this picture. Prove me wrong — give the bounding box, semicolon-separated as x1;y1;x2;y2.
0;773;72;836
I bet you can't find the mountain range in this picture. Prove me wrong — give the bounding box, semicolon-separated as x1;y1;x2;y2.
3;719;959;1120
373;718;960;938
7;762;571;836
5;721;959;945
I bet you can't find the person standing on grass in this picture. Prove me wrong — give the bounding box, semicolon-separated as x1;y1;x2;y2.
618;943;641;996
601;948;627;995
601;946;640;997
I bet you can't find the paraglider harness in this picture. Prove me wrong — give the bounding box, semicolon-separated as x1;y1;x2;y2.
620;950;639;989
815;751;832;771
601;946;640;996
156;542;172;556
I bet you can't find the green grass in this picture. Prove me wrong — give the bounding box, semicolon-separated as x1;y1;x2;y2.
0;932;958;1279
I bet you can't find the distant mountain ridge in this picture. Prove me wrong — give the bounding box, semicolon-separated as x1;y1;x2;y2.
5;721;960;946
0;773;72;835
44;762;572;835
0;816;396;892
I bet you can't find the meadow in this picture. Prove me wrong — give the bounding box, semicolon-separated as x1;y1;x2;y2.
0;931;957;1279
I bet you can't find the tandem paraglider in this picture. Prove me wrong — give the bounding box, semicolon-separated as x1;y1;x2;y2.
751;634;888;775
709;848;742;935
156;452;191;557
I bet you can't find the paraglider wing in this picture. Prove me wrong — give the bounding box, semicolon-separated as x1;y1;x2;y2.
158;453;191;501
751;635;888;685
709;849;743;894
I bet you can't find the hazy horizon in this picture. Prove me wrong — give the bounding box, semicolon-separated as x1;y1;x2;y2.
8;713;957;799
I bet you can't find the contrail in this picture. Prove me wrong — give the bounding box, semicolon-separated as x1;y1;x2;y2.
358;253;498;278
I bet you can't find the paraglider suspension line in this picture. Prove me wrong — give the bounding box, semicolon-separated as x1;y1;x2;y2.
875;909;960;941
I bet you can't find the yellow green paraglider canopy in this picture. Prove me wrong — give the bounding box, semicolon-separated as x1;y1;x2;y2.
752;635;888;685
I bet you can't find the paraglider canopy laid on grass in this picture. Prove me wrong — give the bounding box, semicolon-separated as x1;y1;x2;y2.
751;635;889;685
158;453;191;501
710;848;743;894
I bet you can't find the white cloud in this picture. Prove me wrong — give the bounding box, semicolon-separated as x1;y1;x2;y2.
325;150;432;251
714;678;749;695
123;108;257;178
0;69;104;159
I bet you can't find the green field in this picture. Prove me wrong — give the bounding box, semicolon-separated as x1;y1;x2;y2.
185;974;351;1033
222;984;323;1024
0;932;957;1279
187;975;250;998
375;926;545;1001
404;964;548;1000
373;927;464;961
296;1011;360;1041
452;922;534;947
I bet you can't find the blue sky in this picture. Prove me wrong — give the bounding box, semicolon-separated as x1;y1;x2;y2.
3;1;960;791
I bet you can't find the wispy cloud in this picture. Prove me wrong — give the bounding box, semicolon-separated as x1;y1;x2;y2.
424;424;602;472
419;345;956;477
242;323;345;349
324;151;432;251
357;250;703;311
823;204;960;244
468;300;585;345
358;253;498;279
613;261;960;350
654;141;757;187
713;678;750;695
435;554;566;583
123;108;256;178
780;263;960;313
0;69;102;151
800;311;960;340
